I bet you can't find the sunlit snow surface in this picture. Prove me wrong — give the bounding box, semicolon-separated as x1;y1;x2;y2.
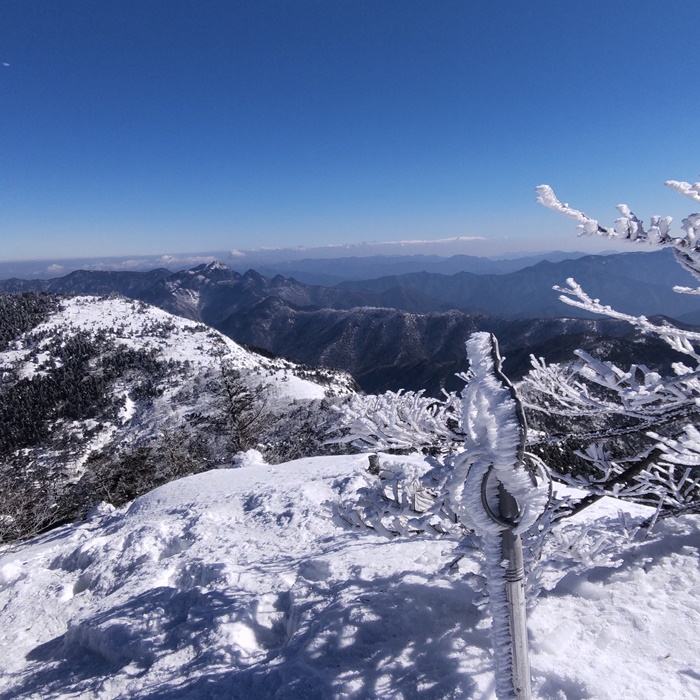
1;453;699;699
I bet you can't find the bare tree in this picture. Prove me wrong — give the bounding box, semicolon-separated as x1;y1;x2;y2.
216;362;269;453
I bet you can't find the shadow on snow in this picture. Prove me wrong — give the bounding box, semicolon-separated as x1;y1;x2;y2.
9;572;492;700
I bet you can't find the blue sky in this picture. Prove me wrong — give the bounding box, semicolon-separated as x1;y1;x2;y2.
2;1;700;261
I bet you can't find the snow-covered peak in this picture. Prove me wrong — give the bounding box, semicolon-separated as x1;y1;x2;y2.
205;260;229;272
189;259;230;273
183;260;236;284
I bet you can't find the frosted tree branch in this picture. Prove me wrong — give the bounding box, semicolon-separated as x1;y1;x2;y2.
555;276;700;362
528;175;700;518
535;185;614;237
665;179;700;204
537;181;700;293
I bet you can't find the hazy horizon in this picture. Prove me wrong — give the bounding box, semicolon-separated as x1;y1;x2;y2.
0;234;645;281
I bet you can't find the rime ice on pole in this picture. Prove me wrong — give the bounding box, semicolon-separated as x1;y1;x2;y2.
450;332;548;700
449;332;548;537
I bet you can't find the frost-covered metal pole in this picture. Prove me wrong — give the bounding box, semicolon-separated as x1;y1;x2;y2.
491;336;532;700
482;335;536;700
451;333;547;700
498;485;532;700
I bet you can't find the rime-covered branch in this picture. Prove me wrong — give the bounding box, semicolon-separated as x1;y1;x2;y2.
537;181;700;293
326;389;464;454
666;179;700;205
553;278;700;359
530;176;700;517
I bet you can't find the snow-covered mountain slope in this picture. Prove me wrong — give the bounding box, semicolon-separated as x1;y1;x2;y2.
0;294;356;469
0;452;698;699
0;295;357;542
3;294;354;400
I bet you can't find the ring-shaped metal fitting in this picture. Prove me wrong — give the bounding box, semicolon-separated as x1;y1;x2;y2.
480;464;524;529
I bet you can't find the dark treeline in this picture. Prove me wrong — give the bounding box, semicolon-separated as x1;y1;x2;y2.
0;327;176;456
0;292;61;352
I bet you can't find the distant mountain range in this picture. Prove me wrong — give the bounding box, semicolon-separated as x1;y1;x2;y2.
1;249;695;394
0;246;620;282
335;249;700;320
2;249;696;317
232;250;605;285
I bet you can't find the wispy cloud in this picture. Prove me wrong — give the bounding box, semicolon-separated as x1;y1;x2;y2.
371;236;487;246
72;255;218;272
242;236;487;255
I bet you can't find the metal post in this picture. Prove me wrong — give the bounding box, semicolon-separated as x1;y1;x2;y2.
499;485;532;700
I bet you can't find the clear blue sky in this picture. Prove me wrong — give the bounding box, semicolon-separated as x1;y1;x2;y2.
2;1;700;261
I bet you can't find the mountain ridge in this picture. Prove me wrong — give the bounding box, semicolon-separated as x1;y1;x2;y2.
2;250;695;395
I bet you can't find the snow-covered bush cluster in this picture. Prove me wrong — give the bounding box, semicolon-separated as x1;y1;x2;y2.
528;178;700;518
326;388;464;455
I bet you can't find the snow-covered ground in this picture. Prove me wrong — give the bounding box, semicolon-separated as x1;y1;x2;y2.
1;452;698;699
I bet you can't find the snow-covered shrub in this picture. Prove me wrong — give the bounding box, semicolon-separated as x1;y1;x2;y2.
337;456;466;538
259;398;350;464
77;430;214;509
326;388;464;455
531;178;700;517
0;463;72;543
210;360;270;454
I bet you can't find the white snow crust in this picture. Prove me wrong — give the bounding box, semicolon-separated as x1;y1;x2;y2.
1;454;699;699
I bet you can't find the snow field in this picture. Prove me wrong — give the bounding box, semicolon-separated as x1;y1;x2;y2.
0;452;699;698
0;455;490;698
531;515;700;699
